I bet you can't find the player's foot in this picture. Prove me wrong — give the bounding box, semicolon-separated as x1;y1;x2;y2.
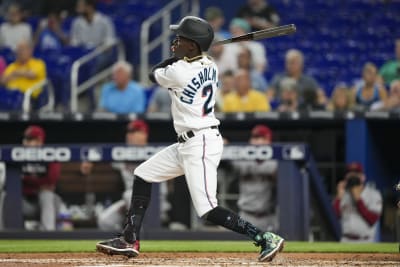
96;237;140;258
255;232;284;262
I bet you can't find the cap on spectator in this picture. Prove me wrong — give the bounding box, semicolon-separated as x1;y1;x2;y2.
24;125;45;142
346;161;363;173
230;18;251;33
205;7;223;21
127;120;149;134
251;125;272;140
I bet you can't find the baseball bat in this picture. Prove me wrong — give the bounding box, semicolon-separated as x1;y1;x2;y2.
212;24;296;46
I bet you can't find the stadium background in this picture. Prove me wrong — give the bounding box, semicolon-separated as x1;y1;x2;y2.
0;0;399;246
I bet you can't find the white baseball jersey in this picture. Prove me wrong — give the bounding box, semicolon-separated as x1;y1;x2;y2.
134;55;224;217
153;56;220;134
340;184;382;242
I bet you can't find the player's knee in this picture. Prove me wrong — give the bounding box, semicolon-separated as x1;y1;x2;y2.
133;165;146;178
134;175;152;188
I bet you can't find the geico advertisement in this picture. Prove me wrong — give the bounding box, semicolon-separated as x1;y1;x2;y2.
222;145;273;160
11;147;71;161
111;146;164;161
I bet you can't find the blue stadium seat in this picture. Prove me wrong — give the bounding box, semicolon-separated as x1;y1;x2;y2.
0;47;15;64
26;16;41;32
0;87;23;111
2;0;395;109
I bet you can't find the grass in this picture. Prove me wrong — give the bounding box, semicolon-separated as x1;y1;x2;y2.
0;240;397;253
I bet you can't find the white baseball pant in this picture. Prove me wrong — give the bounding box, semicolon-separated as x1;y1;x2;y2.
134;127;223;217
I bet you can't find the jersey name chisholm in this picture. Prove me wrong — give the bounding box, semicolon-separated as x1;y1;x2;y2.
180;66;217;104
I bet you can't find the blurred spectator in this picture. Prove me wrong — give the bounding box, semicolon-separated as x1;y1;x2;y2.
80;161;94;177
316;88;328;108
1;40;46;98
21;125;64;230
333;162;382;242
234;124;278;231
268;49;320;103
209;36;231;74
327;84;354;112
237;47;268;92
222;69;270;112
216;70;235;112
277;77;298;112
237;0;280;31
34;12;69;51
299;88;327;111
204;6;230;40
70;0;116;48
371;80;400;112
99;61;146;114
147;86;172;113
0;56;6;76
379;39;400;85
0;4;32;51
352;62;387;111
219;18;267;74
97;120;149;231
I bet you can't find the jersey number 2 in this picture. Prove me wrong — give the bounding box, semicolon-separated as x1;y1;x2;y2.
202;84;213;116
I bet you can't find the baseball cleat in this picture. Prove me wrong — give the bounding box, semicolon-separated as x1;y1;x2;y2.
96;237;140;258
255;232;284;262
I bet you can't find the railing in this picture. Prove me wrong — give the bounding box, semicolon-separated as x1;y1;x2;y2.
140;0;199;84
70;40;125;112
22;79;55;113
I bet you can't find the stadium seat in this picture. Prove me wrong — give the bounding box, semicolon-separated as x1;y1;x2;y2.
0;47;15;64
0;87;23;111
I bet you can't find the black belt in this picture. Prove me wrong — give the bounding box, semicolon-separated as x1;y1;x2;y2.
177;126;218;143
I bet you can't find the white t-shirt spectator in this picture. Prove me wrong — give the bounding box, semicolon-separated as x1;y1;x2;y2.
219;42;267;74
0;22;32;50
71;12;116;48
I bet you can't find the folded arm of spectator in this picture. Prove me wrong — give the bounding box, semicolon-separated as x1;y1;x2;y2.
23;162;61;191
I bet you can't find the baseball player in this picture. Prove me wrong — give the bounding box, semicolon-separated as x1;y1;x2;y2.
21;125;64;230
96;16;284;262
235;125;278;232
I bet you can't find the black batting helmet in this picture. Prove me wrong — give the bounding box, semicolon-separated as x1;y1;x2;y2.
170;16;214;51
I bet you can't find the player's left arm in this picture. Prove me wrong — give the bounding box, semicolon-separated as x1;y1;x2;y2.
148;57;178;84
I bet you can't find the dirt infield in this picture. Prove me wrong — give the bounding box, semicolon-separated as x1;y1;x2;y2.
0;252;399;267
